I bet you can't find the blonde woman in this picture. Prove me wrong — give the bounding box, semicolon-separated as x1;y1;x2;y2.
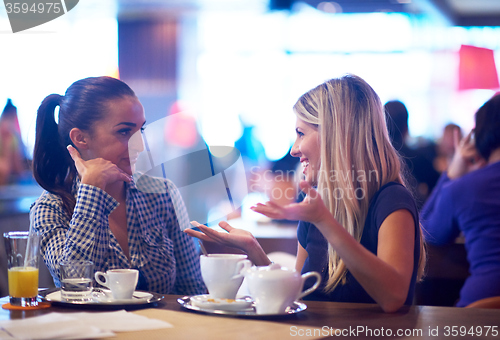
186;75;425;312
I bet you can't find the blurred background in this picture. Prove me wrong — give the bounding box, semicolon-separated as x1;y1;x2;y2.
1;0;499;304
1;0;500;162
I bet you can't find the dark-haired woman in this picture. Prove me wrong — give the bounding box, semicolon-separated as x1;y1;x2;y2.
422;94;500;307
30;76;205;295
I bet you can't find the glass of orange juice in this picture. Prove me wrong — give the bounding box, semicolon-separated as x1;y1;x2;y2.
3;231;40;307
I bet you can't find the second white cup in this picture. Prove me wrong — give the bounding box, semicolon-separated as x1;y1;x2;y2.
94;269;139;300
246;265;321;314
200;254;251;299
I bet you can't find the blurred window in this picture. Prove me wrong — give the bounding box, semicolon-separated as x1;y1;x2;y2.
184;7;500;161
0;1;118;157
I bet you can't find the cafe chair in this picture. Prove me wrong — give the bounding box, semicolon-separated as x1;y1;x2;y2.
465;296;500;309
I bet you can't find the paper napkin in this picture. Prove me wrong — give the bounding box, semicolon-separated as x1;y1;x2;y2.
0;310;173;340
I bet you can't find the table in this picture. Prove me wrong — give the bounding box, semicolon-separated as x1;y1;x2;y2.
2;295;500;339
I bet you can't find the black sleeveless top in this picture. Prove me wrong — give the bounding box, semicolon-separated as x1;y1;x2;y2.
297;182;420;304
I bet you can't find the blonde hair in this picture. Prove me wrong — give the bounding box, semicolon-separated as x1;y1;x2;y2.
293;74;425;292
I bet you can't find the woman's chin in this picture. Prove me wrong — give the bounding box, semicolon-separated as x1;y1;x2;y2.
305;176;317;187
121;165;133;177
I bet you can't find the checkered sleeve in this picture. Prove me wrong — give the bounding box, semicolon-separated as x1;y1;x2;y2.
30;185;118;287
167;180;207;295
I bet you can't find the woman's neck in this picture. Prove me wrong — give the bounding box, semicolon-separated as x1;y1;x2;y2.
105;181;126;202
488;148;500;165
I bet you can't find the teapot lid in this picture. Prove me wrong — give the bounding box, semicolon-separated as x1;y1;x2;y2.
245;263;300;279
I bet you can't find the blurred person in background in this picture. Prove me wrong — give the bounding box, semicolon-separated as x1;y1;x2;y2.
421;94;500;307
235;121;267;169
0;99;29;185
384;100;440;208
30;76;205;295
187;75;425;313
433;123;463;173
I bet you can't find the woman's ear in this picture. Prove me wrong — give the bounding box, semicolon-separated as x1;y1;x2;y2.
69;128;89;150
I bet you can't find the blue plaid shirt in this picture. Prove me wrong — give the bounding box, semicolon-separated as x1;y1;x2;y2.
30;175;206;295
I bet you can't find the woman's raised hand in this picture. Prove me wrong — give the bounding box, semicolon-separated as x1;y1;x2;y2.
447;129;486;179
251;180;330;225
67;145;132;190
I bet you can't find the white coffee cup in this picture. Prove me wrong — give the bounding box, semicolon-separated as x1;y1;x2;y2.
200;254;252;299
245;264;321;314
94;269;139;300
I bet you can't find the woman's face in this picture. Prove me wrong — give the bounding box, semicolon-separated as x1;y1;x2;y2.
84;96;146;176
290;117;321;186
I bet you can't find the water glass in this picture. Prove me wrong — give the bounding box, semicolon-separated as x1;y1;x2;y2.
60;260;94;303
3;231;41;307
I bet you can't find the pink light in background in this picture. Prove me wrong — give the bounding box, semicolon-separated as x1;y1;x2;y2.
459;45;499;91
164;101;198;148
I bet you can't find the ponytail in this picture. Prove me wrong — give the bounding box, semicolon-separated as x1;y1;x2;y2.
33;94;76;216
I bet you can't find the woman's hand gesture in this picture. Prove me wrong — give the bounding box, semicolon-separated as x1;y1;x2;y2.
185;221;256;252
251;181;331;225
447;129;486;179
67;145;132;190
184;221;271;266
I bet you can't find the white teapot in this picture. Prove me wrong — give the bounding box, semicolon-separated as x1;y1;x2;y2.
244;264;321;314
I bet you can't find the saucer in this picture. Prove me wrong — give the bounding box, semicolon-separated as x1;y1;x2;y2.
178;296;307;317
190;294;253;311
38;288;162;309
91;289;154;304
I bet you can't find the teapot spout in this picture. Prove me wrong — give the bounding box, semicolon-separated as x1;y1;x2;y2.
268;263;282;270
